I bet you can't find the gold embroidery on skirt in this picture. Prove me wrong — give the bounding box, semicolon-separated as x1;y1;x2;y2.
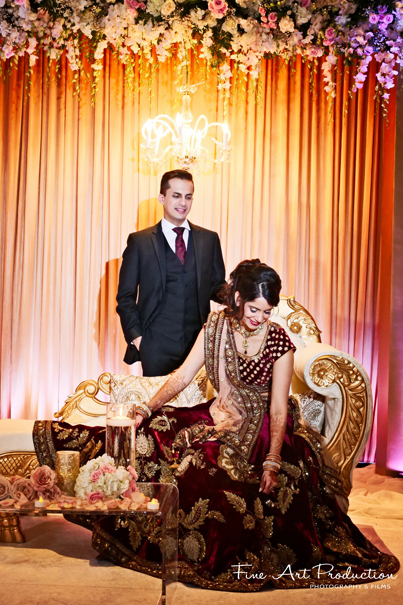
179;531;206;562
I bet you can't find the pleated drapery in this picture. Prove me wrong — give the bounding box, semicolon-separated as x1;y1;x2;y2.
0;52;395;462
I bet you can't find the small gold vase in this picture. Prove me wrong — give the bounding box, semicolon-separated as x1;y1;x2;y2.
55;451;80;496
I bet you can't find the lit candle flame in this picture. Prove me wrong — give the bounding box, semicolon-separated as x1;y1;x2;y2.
39;496;43;502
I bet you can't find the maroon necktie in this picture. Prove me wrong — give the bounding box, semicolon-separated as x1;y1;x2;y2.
173;227;186;264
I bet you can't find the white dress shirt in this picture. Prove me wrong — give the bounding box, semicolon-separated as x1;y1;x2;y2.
161;217;191;252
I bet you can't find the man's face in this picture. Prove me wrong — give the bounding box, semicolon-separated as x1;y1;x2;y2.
158;178;194;226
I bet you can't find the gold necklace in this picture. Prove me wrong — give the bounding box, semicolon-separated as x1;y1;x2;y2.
232;318;265;354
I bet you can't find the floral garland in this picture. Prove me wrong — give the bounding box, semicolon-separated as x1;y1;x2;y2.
0;0;402;109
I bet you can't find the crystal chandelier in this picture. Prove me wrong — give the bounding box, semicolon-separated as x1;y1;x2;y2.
141;84;231;171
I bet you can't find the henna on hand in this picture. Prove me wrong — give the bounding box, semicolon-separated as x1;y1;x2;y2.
147;373;187;413
269;410;287;457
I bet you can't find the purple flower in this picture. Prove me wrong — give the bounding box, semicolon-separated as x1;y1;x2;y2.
382;14;394;25
378;6;388;15
364;46;374;55
369;14;379;24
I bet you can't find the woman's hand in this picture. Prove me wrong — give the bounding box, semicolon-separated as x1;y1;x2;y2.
259;470;278;494
135;414;144;429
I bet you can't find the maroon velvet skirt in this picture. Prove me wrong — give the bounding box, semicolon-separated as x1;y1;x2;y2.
34;402;399;591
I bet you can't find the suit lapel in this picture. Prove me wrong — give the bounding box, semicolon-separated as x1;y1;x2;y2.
151;222;166;292
190;222;203;290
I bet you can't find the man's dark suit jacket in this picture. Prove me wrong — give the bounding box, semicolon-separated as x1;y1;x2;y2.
116;221;226;364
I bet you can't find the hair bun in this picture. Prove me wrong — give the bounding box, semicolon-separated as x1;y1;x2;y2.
229;259;262;282
217;259;281;317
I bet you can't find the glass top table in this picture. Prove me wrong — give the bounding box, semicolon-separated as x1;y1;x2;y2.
0;483;178;605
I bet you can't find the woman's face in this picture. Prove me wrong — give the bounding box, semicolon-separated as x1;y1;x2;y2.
235;293;273;330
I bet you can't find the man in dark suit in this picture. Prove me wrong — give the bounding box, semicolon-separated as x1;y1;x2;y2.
116;170;226;376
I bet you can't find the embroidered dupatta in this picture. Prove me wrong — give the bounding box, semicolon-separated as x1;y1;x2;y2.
204;311;268;462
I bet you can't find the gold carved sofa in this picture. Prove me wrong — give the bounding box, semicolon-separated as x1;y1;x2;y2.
0;296;372;504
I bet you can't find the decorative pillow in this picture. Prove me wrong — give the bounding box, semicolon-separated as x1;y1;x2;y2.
111;367;209;409
293;390;325;434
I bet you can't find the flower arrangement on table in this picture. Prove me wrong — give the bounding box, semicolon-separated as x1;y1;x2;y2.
0;454;153;511
0;1;402;109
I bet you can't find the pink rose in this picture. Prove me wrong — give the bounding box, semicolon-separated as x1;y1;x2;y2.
42;485;62;501
0;476;12;500
127;465;138;480
301;0;311;7
0;498;16;508
30;465;57;492
268;13;277;22
90;469;103;482
369;14;379;24
11;477;37;502
126;0;140;7
325;27;336;41
87;491;105;504
208;0;228;19
101;463;116;474
259;7;266;16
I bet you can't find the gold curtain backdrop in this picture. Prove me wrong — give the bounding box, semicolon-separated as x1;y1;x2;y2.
0;51;393;462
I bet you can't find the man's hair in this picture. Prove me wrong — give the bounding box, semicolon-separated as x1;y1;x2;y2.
160;170;194;196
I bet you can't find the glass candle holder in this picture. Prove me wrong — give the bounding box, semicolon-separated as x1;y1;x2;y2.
105;402;136;468
55;450;80;496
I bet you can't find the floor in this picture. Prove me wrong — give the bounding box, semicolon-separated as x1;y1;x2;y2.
0;465;402;605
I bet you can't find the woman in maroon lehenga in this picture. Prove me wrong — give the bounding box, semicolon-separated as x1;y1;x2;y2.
34;260;399;591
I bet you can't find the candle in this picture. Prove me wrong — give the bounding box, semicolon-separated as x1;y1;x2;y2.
147;498;159;511
56;450;80;496
106;416;136;427
35;497;48;509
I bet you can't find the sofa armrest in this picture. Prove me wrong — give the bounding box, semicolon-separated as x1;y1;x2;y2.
294;343;373;495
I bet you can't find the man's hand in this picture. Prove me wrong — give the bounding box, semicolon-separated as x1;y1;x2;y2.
259;470;278;494
132;336;142;350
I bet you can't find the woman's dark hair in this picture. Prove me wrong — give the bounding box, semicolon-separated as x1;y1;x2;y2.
218;259;282;319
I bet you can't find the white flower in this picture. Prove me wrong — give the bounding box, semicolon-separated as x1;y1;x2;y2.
295;6;312;26
161;0;175;17
204;13;217;27
222;16;238;36
335;15;349;27
308;13;325;35
279;16;295;34
147;0;165;17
